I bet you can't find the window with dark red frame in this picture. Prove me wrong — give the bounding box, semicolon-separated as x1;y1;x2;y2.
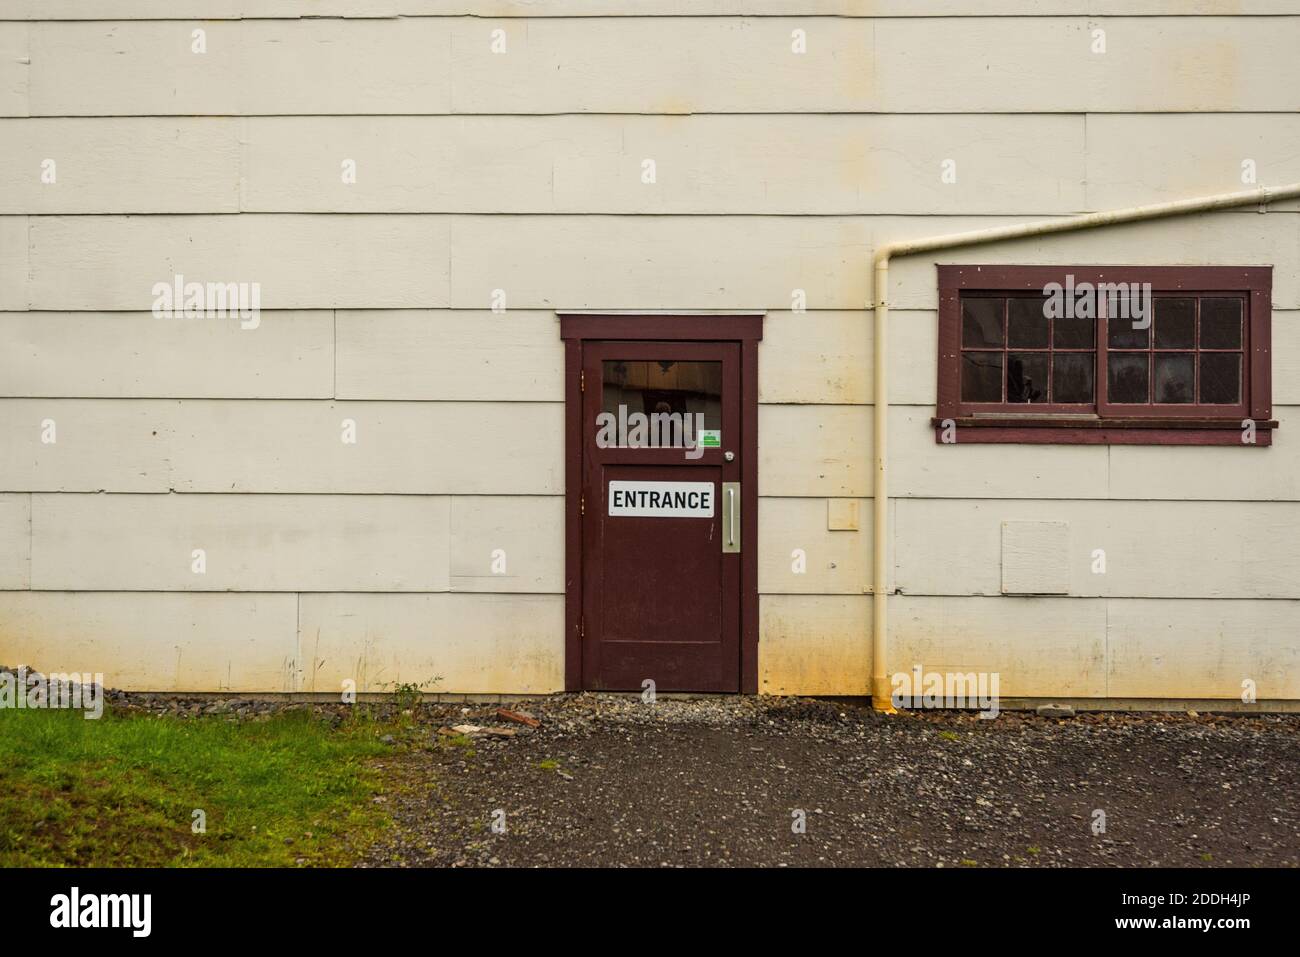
935;266;1275;445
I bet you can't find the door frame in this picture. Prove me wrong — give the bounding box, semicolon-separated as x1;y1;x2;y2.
559;314;763;693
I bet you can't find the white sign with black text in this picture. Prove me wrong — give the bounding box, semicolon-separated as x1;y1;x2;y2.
608;481;715;518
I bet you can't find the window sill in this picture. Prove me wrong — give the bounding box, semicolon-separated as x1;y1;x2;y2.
930;416;1277;446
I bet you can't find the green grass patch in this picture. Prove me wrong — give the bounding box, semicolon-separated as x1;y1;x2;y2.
0;707;400;867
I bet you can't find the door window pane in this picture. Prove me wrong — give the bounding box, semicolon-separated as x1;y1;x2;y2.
601;360;721;446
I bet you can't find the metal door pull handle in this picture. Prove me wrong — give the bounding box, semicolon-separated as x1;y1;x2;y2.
722;482;741;553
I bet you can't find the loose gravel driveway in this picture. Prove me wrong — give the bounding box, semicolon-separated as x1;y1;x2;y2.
361;695;1300;868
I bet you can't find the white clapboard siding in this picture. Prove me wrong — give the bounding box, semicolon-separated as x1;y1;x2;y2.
0;399;174;492
163;401;563;494
448;495;564;593
238;114;1087;216
336;310;563;401
890;408;1111;500
24;19;452;117
298;592;565;695
891;595;1108;698
0;23;29;117
449;215;866;313
1106;598;1300;699
758;404;871;497
894;498;1300;599
0;399;563;494
454;17;1300;116
21;212;1297;312
0;493;30;588
15;18;1300;115
1275;313;1300;404
23;18;864;115
1086;114;1300;211
759;593;871;695
24;215;450;311
1108;435;1300;503
31;214;850;312
2;1;1296;18
884;310;939;407
759;311;870;405
0;591;299;692
0;312;334;398
0;118;241;213
30;493;452;591
872;17;1300;114
757;496;870;595
451;212;1300;313
0;217;26;310
774;406;1300;502
12;111;1300;217
1;1;397;16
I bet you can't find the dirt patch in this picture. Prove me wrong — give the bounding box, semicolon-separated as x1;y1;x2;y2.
359;695;1300;868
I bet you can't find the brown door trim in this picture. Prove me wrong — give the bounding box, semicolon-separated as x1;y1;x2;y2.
560;314;763;693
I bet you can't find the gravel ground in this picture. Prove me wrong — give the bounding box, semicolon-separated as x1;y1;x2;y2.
359;694;1300;868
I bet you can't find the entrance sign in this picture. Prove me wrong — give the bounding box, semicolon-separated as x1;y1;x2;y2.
608;480;714;518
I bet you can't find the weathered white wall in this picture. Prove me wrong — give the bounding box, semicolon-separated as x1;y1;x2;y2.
1;5;1297;699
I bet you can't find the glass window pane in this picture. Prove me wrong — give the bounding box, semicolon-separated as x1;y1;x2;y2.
1108;354;1149;403
962;298;1004;348
1199;353;1241;404
1007;297;1049;348
1154;298;1195;349
1107;287;1154;330
961;352;1003;402
601;359;721;445
1154;353;1194;403
1054;313;1094;349
1052;353;1095;404
1108;315;1149;349
1006;352;1048;403
1200;298;1243;349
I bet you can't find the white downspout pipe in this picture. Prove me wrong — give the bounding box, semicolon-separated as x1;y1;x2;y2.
870;183;1300;710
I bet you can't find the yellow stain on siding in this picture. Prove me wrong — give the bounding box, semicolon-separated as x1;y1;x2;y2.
759;596;871;696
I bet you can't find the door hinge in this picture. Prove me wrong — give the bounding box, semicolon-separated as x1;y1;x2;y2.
580;369;585;393
579;615;585;639
580;492;585;515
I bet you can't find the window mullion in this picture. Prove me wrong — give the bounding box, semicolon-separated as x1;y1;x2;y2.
1097;291;1109;414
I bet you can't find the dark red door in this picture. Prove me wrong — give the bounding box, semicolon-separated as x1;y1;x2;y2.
581;340;743;692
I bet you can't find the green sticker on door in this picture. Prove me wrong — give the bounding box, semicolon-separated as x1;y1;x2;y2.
697;429;721;448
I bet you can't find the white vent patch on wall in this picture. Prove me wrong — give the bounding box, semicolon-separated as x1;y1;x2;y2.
1001;521;1070;595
